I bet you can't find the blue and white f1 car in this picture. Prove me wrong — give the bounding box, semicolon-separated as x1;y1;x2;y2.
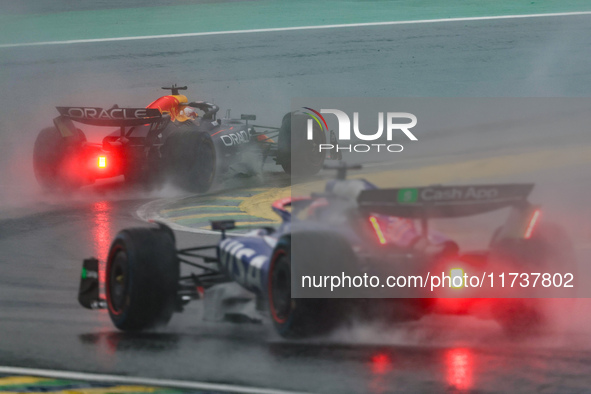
78;164;576;337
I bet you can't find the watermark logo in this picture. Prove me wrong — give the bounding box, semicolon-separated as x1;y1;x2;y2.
302;107;329;139
303;107;417;153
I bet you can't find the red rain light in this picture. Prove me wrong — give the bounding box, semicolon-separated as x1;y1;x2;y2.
450;268;465;288
98;156;107;168
524;209;541;239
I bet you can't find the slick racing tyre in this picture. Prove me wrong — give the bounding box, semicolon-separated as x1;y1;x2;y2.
268;235;355;338
123;147;160;190
491;299;544;338
106;227;179;331
163;128;216;193
489;221;577;337
33;126;87;190
278;112;326;177
490;221;576;273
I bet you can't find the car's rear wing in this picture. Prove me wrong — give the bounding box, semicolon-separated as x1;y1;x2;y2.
357;183;534;218
56;106;162;127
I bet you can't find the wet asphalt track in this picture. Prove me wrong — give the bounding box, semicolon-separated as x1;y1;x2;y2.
1;12;591;393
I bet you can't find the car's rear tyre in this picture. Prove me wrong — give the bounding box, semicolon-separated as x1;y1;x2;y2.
163;129;216;193
33;126;87;190
269;248;338;339
278;112;326;177
489;221;576;336
268;236;346;338
123;147;160;190
490;222;576;272
492;299;544;338
123;169;149;186
106;227;179;331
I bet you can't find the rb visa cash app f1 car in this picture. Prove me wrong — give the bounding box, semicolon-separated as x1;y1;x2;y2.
77;163;576;338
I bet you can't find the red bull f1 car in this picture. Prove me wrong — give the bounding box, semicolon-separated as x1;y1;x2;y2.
34;85;335;192
78;163;576;337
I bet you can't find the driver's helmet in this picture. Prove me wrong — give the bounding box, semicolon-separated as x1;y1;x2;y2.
176;106;198;122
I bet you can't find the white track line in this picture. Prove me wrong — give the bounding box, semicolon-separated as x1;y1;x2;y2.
1;11;591;49
0;366;309;394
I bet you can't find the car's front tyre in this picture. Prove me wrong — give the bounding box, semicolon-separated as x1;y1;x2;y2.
106;227;179;331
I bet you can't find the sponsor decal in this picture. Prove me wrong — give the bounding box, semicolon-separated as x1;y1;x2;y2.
420;186;499;201
397;188;418;203
220;129;251;147
219;239;267;291
63;107;156;120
